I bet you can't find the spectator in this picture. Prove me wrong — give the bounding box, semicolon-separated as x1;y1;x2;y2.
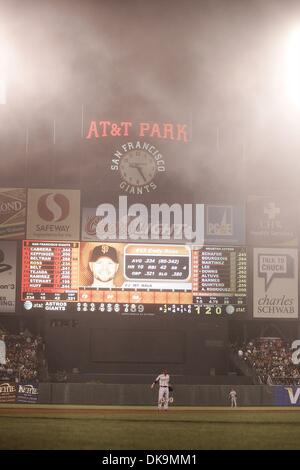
0;330;45;383
237;337;300;385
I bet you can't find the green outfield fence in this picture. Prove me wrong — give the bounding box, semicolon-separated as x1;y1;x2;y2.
36;383;276;406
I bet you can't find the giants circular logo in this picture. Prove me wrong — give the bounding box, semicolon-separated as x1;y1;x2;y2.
110;142;166;195
37;193;70;222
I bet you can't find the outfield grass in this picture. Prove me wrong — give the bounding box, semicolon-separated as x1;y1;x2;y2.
1;406;300;450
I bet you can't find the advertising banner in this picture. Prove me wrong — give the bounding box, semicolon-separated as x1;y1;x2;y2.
0;241;17;313
0;188;26;239
16;382;39;403
26;189;80;240
253;248;298;318
204;204;245;245
247;195;298;246
0;339;6;364
81;207;101;241
273;386;300;406
0;382;16;402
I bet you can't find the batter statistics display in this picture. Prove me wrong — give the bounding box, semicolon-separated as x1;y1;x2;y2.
21;241;247;316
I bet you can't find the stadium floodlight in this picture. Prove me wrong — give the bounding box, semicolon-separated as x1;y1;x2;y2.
284;27;300;107
0;78;5;105
0;27;16;105
0;36;8;104
0;41;7;104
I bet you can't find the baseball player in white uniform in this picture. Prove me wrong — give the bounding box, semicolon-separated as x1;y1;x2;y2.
229;389;237;407
151;370;170;410
151;369;170;410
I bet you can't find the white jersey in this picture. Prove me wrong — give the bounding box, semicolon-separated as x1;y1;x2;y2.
155;373;170;387
229;390;237;398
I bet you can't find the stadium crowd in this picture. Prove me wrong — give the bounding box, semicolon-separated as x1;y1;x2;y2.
237;337;300;385
0;327;46;382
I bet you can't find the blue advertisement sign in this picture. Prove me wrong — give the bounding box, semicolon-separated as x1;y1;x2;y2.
247;195;298;247
204;205;245;245
16;382;39;403
273;386;300;406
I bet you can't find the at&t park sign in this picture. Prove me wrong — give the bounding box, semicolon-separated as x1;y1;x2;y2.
85;120;189;142
85;120;189;195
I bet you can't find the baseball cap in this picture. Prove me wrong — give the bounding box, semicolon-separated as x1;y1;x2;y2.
90;245;118;263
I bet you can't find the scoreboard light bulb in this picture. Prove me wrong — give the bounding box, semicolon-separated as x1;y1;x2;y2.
226;305;235;315
24;301;33;310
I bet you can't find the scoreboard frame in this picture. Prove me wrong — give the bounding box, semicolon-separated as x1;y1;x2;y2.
21;240;247;316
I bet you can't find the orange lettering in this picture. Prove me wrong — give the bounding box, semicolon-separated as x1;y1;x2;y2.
163;123;174;140
99;121;111;137
85;121;99;139
139;122;150;136
150;123;161;138
121;122;132;136
176;124;188;142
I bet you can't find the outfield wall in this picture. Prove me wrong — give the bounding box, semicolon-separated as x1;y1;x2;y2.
45;316;230;378
37;383;276;406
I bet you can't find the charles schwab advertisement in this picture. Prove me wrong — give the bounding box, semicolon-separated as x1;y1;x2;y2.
253;248;298;319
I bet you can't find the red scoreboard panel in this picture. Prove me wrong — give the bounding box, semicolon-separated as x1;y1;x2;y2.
21;241;247;316
22;241;79;301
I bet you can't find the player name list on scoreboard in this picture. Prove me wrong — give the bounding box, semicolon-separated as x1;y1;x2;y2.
192;246;247;296
21;241;79;300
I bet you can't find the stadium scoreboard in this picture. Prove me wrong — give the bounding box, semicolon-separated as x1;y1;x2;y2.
21;241;247;316
22;241;79;301
192;246;246;314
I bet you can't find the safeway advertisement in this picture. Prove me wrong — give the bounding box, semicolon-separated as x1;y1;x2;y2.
26;189;80;240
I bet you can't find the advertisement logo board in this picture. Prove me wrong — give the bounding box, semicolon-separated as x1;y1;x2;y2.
205;205;245;245
253;248;298;318
27;189;80;240
0;241;16;312
0;188;26;239
247;195;298;246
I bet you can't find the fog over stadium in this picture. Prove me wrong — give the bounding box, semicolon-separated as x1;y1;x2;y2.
1;0;300;200
1;0;300;452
